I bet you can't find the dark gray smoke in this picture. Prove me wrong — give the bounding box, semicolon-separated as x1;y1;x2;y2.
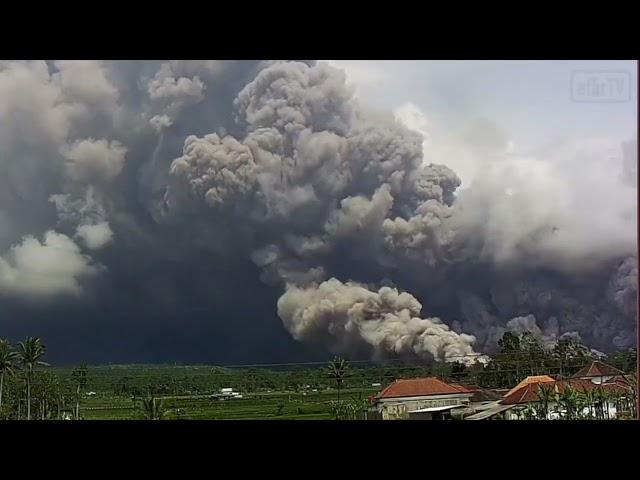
0;60;636;364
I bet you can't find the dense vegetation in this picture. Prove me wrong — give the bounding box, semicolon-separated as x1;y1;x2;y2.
0;333;636;420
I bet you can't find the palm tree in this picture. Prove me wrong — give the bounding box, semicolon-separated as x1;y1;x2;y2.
344;395;367;420
33;371;61;420
71;364;88;420
619;374;637;418
598;387;612;420
327;356;349;404
558;384;578;420
609;391;624;419
523;405;537;420
17;337;49;420
136;396;171;420
535;383;555;420
0;339;19;413
579;387;595;419
593;386;607;419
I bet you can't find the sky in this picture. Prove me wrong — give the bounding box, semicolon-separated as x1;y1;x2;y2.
326;60;637;187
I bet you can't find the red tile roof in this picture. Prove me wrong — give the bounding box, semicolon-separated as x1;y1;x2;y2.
572;361;624;378
553;378;599;393
555;378;630;396
450;382;478;392
502;383;546;405
501;378;631;405
504;375;555;398
378;377;474;399
604;374;635;385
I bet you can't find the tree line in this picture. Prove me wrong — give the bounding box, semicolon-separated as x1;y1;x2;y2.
0;337;87;420
1;332;637;420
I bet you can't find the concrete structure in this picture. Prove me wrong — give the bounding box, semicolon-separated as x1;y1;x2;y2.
369;377;474;420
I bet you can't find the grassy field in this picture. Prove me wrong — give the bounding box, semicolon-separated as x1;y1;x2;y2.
79;388;377;420
49;364;381;420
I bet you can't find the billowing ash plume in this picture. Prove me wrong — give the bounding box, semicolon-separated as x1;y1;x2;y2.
278;278;486;365
502;314;582;350
0;60;636;364
61;138;127;184
147;62;206;131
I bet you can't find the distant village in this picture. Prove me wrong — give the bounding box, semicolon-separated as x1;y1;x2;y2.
365;360;636;420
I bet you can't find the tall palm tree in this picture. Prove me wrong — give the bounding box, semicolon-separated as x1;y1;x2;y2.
0;339;19;413
609;391;624;419
619;374;637;418
17;337;49;420
136;396;171;420
558;384;578;420
598;387;612;420
523;405;537;420
578;387;595;419
327;356;349;404
34;371;60;420
71;364;88;420
536;383;555;420
593;386;607;420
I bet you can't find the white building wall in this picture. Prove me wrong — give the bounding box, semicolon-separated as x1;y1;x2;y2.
506;401;618;420
377;393;472;420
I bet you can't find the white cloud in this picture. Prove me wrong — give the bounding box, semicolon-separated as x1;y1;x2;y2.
75;222;113;250
0;230;99;298
76;222;113;250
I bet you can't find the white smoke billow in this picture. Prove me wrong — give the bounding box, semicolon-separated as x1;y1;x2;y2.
0;231;99;298
0;60;636;363
278;278;487;365
61;138;127;184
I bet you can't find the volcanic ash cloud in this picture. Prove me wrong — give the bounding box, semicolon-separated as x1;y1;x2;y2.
278;278;486;365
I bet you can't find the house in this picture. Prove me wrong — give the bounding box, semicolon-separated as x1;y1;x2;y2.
571;360;625;385
210;387;243;400
467;364;633;420
500;376;630;420
368;377;474;420
462;378;553;420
